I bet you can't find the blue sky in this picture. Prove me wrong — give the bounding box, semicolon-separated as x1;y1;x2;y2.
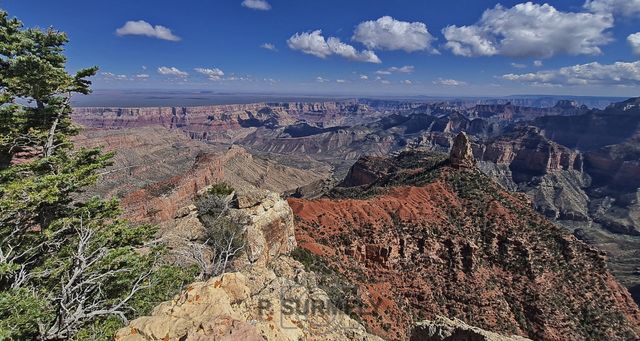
2;0;640;96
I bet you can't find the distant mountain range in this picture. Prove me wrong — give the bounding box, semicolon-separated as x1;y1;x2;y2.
72;89;625;109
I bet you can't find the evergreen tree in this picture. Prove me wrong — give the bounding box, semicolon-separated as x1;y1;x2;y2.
0;10;193;340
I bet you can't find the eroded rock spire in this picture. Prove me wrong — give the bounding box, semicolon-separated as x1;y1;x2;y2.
449;132;476;168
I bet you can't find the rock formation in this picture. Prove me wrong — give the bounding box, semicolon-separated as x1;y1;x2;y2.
290;150;640;340
74;126;329;223
475;100;640;304
118;189;381;341
410;316;532;341
232;190;297;266
115;259;381;341
449;132;475;168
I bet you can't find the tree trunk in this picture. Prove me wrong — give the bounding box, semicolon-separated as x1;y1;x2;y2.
44;115;59;157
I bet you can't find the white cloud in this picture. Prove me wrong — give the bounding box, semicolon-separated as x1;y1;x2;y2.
194;67;225;80
226;76;249;81
135;74;150;79
141;65;147;70
628;33;640;55
433;78;467;86
380;80;391;84
157;66;188;77
241;0;271;10
101;72;129;81
316;76;329;83
584;0;640;17
287;30;381;63
353;16;437;53
511;63;527;68
360;75;369;80
502;60;640;86
534;60;543;67
401;80;412;85
260;43;277;51
443;3;613;58
376;65;415;75
116;20;181;41
336;79;347;83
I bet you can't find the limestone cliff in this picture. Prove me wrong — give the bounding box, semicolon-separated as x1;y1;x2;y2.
117;190;381;341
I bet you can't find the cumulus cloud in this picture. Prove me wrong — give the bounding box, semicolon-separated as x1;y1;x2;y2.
135;74;150;79
401;80;412;85
101;72;129;81
511;63;527;68
194;67;225;80
116;20;181;41
352;16;437;53
316;76;329;83
380;80;391;84
534;60;543;67
502;60;640;86
584;0;640;17
287;30;381;63
260;43;277;51
629;33;640;55
433;78;467;86
241;0;271;10
443;2;613;58
157;66;188;77
360;75;369;80
336;79;347;83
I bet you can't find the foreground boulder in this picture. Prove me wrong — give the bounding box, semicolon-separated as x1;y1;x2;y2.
115;256;381;341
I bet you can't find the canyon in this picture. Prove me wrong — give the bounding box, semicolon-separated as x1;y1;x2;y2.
70;97;640;339
291;140;640;340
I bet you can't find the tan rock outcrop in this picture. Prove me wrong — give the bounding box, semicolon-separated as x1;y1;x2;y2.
410;316;532;341
230;190;297;267
115;257;381;341
160;189;296;267
122;189;379;340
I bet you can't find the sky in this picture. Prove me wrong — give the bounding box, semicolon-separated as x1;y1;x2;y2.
2;0;640;97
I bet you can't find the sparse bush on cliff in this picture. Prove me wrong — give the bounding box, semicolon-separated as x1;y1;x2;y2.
205;182;235;196
0;10;190;340
179;185;246;279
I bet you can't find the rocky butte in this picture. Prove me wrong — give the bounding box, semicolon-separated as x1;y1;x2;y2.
288;137;640;340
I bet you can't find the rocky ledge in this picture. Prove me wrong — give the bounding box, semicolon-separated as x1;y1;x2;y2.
117;189;380;341
115;257;380;341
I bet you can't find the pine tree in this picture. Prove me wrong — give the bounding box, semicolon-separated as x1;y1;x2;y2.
0;10;193;339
